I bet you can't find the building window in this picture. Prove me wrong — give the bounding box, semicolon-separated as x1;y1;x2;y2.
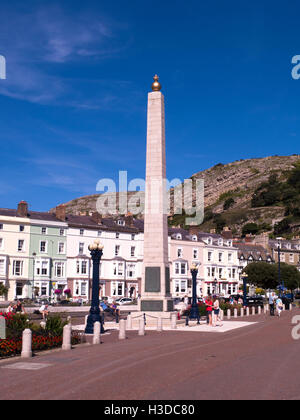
218;253;223;262
0;238;4;250
18;240;25;252
116;232;120;239
60;229;65;236
177;248;183;258
79;243;84;255
131;234;135;241
113;262;124;277
58;242;65;254
36;260;49;276
0;259;5;275
40;241;47;253
174;262;187;275
0;224;3;230
41;227;47;235
19;225;25;232
77;260;88;275
98;231;102;237
228;253;232;262
131;246;136;257
16;282;23;296
290;253;294;263
193;249;198;259
280;253;285;262
55;262;65;278
13;261;23;276
127;263;136;278
80;229;84;236
174;279;187;294
115;245;120;256
208;251;212;262
219;268;223;279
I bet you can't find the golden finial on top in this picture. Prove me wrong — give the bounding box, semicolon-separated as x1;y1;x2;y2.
152;74;161;92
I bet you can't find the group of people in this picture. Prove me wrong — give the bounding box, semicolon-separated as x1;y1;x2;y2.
268;292;284;317
6;300;50;320
204;296;223;327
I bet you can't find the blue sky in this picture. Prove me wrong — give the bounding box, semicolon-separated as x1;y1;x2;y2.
0;0;300;211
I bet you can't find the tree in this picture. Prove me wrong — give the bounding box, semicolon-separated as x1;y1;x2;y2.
0;283;8;297
223;197;235;210
242;223;259;236
280;263;300;291
244;262;278;290
213;214;226;233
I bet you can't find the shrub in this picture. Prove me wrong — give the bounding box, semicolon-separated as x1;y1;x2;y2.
45;315;68;337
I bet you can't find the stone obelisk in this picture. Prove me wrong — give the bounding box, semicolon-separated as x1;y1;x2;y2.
140;76;173;313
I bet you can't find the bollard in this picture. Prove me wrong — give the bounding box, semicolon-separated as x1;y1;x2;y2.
126;314;132;330
119;319;126;340
93;322;101;345
220;310;224;321
62;324;72;351
185;315;189;326
21;329;32;358
290;303;293;311
138;318;145;336
85;315;88;327
252;307;256;316
0;316;6;339
246;307;250;317
240;308;244;318
282;304;285;312
264;305;267;315
227;309;231;320
115;310;120;324
171;313;177;330
157;317;163;332
258;306;262;315
234;308;238;318
67;316;72;325
40;321;46;329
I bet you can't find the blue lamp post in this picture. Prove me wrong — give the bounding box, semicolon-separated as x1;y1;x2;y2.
276;237;284;298
85;240;104;335
190;263;200;323
242;272;248;308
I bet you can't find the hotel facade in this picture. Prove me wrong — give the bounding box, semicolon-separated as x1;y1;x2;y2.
0;201;241;302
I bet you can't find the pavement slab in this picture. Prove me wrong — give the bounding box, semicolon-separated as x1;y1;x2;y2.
0;310;299;400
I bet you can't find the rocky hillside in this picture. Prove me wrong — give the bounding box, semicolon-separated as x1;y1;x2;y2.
52;155;300;235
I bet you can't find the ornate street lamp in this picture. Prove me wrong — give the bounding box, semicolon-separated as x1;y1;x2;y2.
276;237;284;298
190;263;200;322
242;272;248;308
85;240;104;335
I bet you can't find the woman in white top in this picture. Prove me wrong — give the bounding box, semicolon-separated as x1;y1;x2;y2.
276;297;283;317
213;299;222;327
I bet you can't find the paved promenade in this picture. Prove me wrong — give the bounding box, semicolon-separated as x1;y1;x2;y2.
1;309;300;400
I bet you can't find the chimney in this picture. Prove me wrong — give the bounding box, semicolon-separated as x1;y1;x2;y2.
189;225;200;236
221;226;233;239
245;234;254;243
91;212;102;225
125;212;134;227
55;205;66;222
17;201;28;217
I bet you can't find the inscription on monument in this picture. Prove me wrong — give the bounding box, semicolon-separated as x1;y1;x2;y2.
145;267;161;293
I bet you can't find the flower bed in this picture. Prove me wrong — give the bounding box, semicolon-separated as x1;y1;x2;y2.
0;312;81;359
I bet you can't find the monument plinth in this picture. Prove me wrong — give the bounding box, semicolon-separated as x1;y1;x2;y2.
139;76;174;314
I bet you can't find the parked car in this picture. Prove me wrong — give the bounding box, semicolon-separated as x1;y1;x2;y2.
115;297;133;306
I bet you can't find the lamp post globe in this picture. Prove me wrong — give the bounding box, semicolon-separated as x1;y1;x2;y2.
85;240;104;335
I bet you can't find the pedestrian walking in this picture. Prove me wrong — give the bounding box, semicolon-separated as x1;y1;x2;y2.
205;295;213;326
212;298;223;327
276;297;284;317
269;292;275;316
